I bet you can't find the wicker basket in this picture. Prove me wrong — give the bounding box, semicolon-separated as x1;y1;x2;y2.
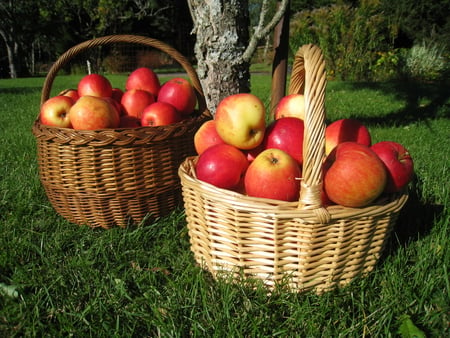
178;44;408;293
32;35;211;229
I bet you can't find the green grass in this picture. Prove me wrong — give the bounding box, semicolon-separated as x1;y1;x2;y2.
0;74;449;337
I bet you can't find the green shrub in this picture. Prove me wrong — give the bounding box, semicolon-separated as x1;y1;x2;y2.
402;41;446;81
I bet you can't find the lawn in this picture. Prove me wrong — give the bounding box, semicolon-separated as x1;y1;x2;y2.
0;73;449;337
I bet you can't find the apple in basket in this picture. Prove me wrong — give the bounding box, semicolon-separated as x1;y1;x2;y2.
39;95;74;128
245;148;301;202
274;94;305;120
196;143;249;190
157;77;197;116
141;101;183;127
323;142;387;208
371;141;414;193
194;120;226;155
262;117;305;166
121;89;155;119
125;67;161;98
325;118;371;155
215;93;266;150
69;95;120;130
77;73;113;98
119;115;141;128
58;88;79;102
111;87;124;103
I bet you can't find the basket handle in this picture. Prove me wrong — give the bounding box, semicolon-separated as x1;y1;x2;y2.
288;44;329;221
40;34;207;114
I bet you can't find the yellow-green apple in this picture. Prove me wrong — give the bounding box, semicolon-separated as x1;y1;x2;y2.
245;148;301;201
194;120;225;155
77;73;113;98
323;142;387;207
140;102;182;127
119;115;141;128
215;93;266;150
120;89;155;118
325;118;371;155
371;141;414;193
195;143;249;190
58;88;79;102
39;95;74;128
125;67;160;97
274;94;305;120
69;95;120;130
157;77;197;116
262;117;305;166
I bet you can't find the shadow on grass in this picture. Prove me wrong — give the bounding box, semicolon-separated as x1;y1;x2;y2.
0;87;42;95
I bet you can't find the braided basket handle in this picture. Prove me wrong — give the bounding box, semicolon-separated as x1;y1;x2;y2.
40;34;207;114
288;45;329;219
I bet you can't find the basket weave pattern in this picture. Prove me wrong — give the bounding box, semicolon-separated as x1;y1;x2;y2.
179;44;408;293
33;35;211;228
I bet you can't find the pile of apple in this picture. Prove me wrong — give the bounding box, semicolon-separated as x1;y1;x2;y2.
193;93;414;208
39;67;197;130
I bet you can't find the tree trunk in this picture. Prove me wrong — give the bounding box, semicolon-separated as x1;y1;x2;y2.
0;29;18;78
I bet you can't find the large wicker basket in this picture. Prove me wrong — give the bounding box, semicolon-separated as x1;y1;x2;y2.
178;44;408;293
32;35;211;229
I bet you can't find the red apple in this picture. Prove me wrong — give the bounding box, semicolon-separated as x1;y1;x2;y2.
140;102;182;127
69;95;120;130
323;142;387;207
274;94;305;120
58;88;79;102
195;143;249;190
157;77;197;115
371;141;414;193
77;73;113;98
125;67;161;97
39;95;74;128
243;142;265;162
244;148;301;202
325;118;371;155
263;117;305;166
119;115;141;128
194;120;225;155
120;89;155;118
215;93;266;150
111;87;124;103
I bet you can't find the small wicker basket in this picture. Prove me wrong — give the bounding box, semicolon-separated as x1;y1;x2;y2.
32;35;211;229
178;44;408;293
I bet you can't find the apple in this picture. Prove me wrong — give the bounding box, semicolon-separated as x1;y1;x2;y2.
371;141;414;193
111;87;124;103
58;88;79;102
194;120;225;155
77;73;113;98
119;115;141;128
140;102;182;127
195;143;249;190
157;77;197;115
263;117;305;166
125;67;161;97
274;94;305;120
244;148;301;202
243;142;265;162
325;118;371;155
69;95;120;130
120;89;155;118
323;142;387;207
215;93;266;150
39;95;74;128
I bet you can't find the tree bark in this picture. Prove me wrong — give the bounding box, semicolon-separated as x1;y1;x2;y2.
0;29;18;78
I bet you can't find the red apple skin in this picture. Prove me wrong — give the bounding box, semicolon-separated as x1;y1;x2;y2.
40;95;74;128
125;67;161;97
325;118;371;155
371;141;414;193
245;148;302;202
77;73;113;98
111;88;124;103
58;88;79;102
140;102;182;127
196;144;249;190
194;120;226;155
69;96;120;130
274;94;305;120
119;115;141;128
323;142;387;208
157;77;197;116
263;117;305;166
120;89;155;119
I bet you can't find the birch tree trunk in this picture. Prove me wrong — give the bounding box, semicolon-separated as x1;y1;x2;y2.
188;0;289;115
